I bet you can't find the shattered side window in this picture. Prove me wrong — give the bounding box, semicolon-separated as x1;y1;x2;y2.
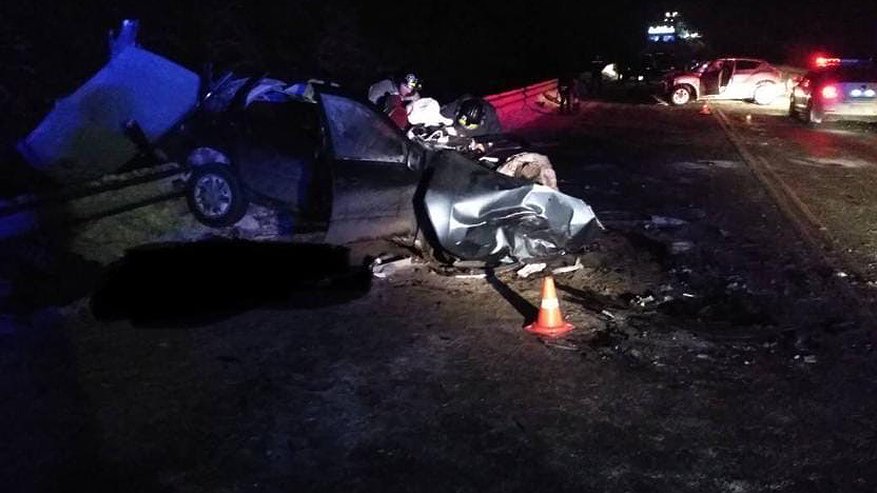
321;94;406;163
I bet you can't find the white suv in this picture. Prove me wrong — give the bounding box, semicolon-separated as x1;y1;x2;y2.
665;58;785;106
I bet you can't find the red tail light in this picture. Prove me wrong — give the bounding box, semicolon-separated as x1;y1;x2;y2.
821;85;839;99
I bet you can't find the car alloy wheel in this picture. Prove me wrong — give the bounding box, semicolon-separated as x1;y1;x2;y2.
186;164;248;227
671;85;692;105
194;173;233;218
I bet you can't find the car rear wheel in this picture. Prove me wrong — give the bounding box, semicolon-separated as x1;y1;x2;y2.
670;85;694;106
803;102;824;125
753;82;779;105
187;164;248;227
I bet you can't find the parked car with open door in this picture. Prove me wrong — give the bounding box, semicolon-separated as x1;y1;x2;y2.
664;58;784;106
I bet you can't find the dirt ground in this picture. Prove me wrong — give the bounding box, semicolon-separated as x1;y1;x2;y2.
3;87;877;492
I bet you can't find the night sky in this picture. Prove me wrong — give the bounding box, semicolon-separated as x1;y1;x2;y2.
1;0;875;146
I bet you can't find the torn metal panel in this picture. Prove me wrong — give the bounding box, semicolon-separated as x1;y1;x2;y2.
421;151;599;263
17;47;199;181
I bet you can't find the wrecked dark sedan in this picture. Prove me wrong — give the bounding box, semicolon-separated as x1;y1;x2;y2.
171;76;600;265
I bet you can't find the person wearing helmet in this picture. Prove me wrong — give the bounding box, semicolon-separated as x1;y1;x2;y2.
440;96;501;138
399;73;422;102
367;73;422;106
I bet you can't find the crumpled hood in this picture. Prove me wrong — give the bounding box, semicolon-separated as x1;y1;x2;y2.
420;151;600;263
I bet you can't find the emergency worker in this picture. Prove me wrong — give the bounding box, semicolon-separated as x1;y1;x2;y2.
440;96;501;138
368;73;422;106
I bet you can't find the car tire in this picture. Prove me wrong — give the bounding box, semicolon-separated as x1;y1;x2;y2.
186;164;248;228
670;84;694;106
803;103;823;125
753;82;778;105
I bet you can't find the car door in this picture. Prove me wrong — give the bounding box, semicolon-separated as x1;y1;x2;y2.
717;59;735;96
235;100;321;210
726;59;760;99
317;91;421;244
700;60;725;96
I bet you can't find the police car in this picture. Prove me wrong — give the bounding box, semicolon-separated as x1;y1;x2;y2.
789;57;877;124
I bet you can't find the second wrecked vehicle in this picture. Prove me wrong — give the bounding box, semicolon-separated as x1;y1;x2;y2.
171;76;600;265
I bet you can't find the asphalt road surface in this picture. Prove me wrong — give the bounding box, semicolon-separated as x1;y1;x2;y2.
714;99;877;281
3;90;877;492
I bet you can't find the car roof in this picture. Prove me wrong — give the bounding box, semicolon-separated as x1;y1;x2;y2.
722;58;767;63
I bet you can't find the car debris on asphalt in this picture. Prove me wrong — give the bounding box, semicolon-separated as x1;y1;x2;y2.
649;215;688;228
670;240;695;254
552;257;584;275
371;256;416;278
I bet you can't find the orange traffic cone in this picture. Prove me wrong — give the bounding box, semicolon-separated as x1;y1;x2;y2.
525;275;574;337
699;102;712;115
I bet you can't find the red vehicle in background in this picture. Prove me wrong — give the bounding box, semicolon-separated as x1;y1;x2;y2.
789;57;877;124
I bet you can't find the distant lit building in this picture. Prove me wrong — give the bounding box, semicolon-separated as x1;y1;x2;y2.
647;11;702;44
635;10;707;74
